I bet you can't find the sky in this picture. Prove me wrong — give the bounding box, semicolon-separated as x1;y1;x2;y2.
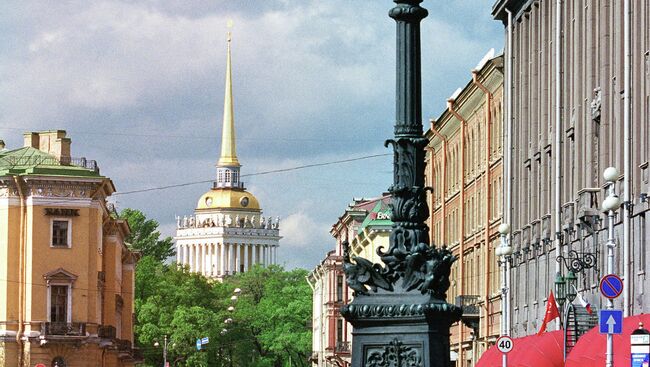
0;1;503;270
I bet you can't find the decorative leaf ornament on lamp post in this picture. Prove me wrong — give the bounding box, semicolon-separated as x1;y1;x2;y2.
341;1;461;366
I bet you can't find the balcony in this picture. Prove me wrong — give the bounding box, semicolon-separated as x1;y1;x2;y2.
116;339;134;360
456;295;480;332
335;341;351;354
41;322;86;337
98;325;116;339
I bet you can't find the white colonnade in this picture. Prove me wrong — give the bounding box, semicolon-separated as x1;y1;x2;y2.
177;242;278;277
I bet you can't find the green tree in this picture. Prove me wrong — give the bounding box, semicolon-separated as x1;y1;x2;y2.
134;258;312;367
227;265;312;367
120;208;174;262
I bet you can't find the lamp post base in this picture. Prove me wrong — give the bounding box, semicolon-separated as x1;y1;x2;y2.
341;285;461;367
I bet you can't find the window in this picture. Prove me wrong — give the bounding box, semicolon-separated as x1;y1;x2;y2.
44;268;76;323
336;319;343;343
50;285;69;323
336;275;344;302
51;219;71;247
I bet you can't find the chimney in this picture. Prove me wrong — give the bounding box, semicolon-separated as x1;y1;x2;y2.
23;130;71;162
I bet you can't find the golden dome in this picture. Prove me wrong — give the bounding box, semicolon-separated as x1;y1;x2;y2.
197;189;260;211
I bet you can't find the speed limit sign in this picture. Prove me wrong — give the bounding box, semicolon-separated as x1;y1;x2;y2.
496;336;514;353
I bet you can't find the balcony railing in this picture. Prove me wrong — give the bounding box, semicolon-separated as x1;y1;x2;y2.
335;341;351;353
116;339;132;351
41;322;86;337
4;155;100;173
455;295;480;317
98;325;116;339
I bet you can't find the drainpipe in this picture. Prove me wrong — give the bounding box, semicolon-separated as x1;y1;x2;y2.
472;69;493;341
505;7;513;336
448;98;467;355
622;0;631;317
554;0;563;331
426;145;435;244
13;176;27;366
429;120;448;246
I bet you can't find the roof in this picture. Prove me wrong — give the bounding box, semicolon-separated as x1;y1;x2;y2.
0;146;102;178
196;188;261;211
357;197;392;234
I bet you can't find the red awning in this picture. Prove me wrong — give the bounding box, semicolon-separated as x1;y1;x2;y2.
566;313;650;366
476;330;564;367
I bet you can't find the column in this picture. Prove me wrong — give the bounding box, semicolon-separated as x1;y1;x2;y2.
207;243;213;276
204;243;210;276
189;244;194;272
254;244;259;265
182;244;188;266
219;243;225;276
262;245;269;266
272;246;277;265
196;244;201;273
242;244;247;272
227;243;233;274
235;244;241;274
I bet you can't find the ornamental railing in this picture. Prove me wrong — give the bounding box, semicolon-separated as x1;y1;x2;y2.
335;341;351;353
98;325;116;339
455;295;480;317
4;155;99;173
41;322;86;336
116;339;132;351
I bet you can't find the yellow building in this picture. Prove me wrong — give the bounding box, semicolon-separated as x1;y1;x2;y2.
425;50;504;367
0;131;140;367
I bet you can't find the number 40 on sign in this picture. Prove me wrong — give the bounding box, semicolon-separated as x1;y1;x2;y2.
497;336;514;354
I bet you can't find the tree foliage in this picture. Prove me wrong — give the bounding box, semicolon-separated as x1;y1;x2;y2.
119;208;175;262
134;259;312;367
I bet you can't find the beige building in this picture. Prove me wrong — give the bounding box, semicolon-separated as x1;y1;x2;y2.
425;51;504;366
0;131;140;367
174;31;280;279
308;196;391;367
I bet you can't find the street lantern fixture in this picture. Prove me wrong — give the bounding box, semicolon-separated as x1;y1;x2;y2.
565;271;577;303
554;273;566;308
497;222;512;367
154;335;170;367
602;166;620;367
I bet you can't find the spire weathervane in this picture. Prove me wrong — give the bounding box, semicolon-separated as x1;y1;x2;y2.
215;20;242;189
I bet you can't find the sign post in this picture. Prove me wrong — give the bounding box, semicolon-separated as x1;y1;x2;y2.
631;323;650;367
599;274;624;300
599;310;623;335
496;335;513;367
599;273;624;367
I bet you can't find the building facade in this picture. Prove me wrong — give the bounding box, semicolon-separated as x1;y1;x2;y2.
308;196;391;367
425;52;504;366
0;131;140;367
492;0;650;340
174;32;280;279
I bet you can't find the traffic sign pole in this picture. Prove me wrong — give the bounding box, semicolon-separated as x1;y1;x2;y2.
603;171;620;367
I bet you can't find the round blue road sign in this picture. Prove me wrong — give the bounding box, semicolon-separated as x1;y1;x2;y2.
599;274;623;299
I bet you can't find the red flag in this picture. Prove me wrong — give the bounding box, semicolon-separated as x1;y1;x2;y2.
537;291;561;335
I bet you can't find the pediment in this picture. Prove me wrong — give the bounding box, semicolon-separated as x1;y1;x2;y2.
43;268;78;283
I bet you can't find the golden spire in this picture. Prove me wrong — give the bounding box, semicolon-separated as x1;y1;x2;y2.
218;20;240;167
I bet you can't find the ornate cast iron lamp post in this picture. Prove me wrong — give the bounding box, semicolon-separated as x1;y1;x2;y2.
341;1;461;366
